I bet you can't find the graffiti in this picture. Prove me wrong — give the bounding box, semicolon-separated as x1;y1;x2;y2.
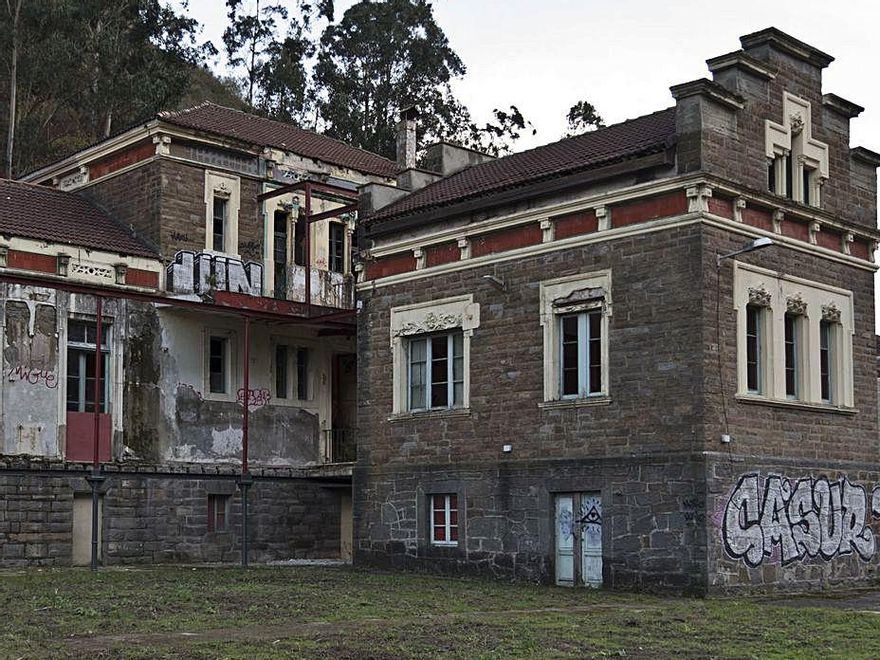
6;365;58;389
170;231;190;242
166;251;263;297
722;473;880;567
237;387;271;409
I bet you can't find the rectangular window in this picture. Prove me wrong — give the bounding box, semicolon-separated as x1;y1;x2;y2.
294;209;307;266
275;345;289;399
784;313;800;398
209;335;228;394
329;222;346;273
768;159;776;194
745;305;763;394
819;320;833;402
408;332;463;411
296;348;309;400
207;494;230;532
212;198;228;252
785;153;793;200
559;310;602;398
66;320;111;413
430;494;459;546
273;210;288;298
802;168;811;206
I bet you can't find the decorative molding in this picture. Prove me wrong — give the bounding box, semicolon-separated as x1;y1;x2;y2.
733;197;747;223
539;218;554;243
595;205;610;231
114;263;128;285
786;294;807;315
57;254;70;277
70;262;114;280
822;302;842;323
686;184;713;213
842;232;854;256
0;245;7;268
457;237;471;260
772;209;784;234
748;285;772;307
413;248;426;270
809;221;821;245
153;134;172;156
395;312;461;338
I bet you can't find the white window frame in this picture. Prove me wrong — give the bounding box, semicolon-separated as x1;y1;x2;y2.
390;295;480;415
203;329;236;401
65;319;112;414
734;262;853;407
407;331;464;411
540;271;611;403
430;493;459;547
204;171;241;257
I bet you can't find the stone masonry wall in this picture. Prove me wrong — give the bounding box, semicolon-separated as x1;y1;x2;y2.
0;469;341;566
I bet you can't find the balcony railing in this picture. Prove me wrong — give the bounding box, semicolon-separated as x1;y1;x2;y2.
323;428;356;464
286;265;354;309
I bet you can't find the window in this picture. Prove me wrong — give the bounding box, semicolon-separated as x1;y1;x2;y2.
784;313;801;398
389;295;478;415
430;494;458;546
208;335;229;394
329;223;346;273
559;311;602;397
408;332;464;411
273;343;310;401
207;494;230;532
819;320;834;402
735;263;853;407
745;304;764;394
212;198;227;252
540;271;611;403
294;208;307;266
273;210;288;298
66;320;110;413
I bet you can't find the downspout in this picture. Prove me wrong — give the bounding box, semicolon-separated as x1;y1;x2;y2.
88;296;105;571
305;183;312;317
239;315;252;567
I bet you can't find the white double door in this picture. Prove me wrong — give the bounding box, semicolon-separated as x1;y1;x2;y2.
554;492;602;588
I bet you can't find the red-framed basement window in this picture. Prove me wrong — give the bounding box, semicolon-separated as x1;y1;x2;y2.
430;494;459;546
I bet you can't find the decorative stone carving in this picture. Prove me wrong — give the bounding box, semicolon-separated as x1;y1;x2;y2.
57;254;70;277
539;218;554;243
789;113;805;135
809;221;821;245
595;206;610;231
457;237;470;260
821;303;841;323
772;209;784;234
686;184;713;213
748;285;772;307
786;294;807;315
733;197;747;223
396;312;462;338
843;232;854;256
214;181;232;198
413;248;425;270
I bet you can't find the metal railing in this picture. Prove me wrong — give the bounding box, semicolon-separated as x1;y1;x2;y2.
323;428;356;463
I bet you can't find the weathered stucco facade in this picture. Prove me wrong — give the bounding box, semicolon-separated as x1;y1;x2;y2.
354;28;880;593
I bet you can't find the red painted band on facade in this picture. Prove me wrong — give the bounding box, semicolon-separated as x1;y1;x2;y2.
553;209;598;240
817;228;841;252
850;240;871;261
611;191;688;228
125;268;160;289
470;223;542;258
741;207;774;233
367;252;417;279
89;141;155;180
784;219;810;242
426;242;460;268
7;250;58;274
707;196;733;219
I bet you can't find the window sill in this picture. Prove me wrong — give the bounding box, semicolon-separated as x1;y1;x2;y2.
539;396;611;411
735;394;857;415
388;408;471;423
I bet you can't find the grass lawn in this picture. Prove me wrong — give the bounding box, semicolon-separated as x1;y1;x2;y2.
1;565;879;659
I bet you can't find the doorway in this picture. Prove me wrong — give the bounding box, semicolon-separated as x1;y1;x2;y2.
554;492;602;587
72;493;102;566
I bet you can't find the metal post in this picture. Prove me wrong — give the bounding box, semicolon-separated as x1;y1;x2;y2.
89;296;104;571
304;183;312;317
239;315;251;567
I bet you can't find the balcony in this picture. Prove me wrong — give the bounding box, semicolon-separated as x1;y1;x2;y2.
279;265;354;309
323;428;356;463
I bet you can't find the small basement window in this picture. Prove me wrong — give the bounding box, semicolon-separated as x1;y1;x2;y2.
430;494;459;546
207;494;230;532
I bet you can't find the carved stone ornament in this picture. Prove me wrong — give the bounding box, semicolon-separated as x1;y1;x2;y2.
395;312;462;337
821;303;842;323
553;286;605;311
786;294;807;316
214;181;232;198
748;285;772;308
789;113;805;135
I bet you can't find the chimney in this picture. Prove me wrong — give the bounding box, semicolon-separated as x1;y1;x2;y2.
396;106;419;170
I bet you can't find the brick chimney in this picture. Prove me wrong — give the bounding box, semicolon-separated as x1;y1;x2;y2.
396;106;419;170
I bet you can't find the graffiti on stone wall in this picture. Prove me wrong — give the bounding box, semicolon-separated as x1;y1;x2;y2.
166;250;263;297
237;387;271;409
722;473;880;567
6;365;58;389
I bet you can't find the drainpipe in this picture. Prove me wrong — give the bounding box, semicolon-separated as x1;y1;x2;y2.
238;315;252;567
304;183;312;317
88;295;105;571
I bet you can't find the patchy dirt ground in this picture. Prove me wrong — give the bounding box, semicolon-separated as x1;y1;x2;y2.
2;565;880;658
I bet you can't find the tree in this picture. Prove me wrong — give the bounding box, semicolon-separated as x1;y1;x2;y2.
314;0;530;159
465;105;536;156
3;0;22;178
565;100;604;137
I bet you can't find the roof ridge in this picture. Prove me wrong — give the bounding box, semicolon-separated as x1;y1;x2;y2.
162;100;397;166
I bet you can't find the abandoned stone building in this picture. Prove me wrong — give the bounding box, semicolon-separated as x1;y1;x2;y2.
0;103;398;565
355;28;880;592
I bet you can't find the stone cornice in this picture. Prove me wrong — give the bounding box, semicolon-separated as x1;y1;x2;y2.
823;93;864;119
670;78;745;110
706;50;776;81
740;27;834;69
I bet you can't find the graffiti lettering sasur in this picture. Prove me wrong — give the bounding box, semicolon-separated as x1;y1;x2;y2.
722;473;880;567
166;251;263;297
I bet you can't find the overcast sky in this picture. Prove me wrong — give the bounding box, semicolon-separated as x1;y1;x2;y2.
187;0;880;325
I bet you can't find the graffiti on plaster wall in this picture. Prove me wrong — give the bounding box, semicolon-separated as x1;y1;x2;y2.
166;251;263;297
6;365;58;389
722;473;880;567
170;231;190;242
237;387;271;409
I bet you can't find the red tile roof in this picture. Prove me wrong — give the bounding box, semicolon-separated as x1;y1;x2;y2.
367;107;677;224
159;102;399;178
0;179;158;258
